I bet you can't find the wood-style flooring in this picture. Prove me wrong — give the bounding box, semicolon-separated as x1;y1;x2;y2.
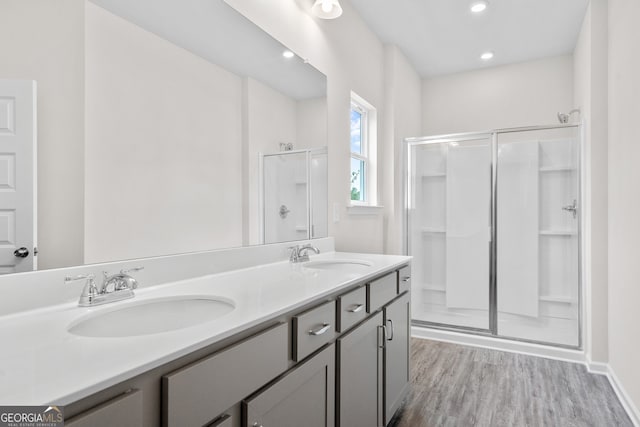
388;338;632;427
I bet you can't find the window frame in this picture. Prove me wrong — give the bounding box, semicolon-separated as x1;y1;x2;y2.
349;92;378;207
350;101;368;205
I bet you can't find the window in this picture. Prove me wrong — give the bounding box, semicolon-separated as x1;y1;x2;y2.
350;93;377;206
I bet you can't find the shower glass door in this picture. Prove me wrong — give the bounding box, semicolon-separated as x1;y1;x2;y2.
496;127;580;346
407;135;492;331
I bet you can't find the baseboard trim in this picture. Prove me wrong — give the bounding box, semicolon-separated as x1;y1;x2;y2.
586;358;609;375
411;325;586;364
411;326;640;426
606;366;640;427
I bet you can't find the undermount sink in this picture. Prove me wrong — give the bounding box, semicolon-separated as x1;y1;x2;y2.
68;296;235;338
303;259;373;272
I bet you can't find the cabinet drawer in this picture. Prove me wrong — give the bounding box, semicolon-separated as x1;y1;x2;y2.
367;272;398;313
398;265;411;294
336;285;367;332
292;300;336;361
66;389;142;427
162;322;289;427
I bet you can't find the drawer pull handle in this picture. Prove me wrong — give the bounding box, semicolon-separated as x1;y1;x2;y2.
308;323;331;336
347;304;364;313
386;319;394;341
401;276;411;282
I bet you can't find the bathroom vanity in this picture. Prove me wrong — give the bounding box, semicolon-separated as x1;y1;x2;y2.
0;242;410;427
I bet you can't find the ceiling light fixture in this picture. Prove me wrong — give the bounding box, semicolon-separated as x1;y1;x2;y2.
470;1;488;13
480;51;494;60
311;0;343;19
282;50;295;59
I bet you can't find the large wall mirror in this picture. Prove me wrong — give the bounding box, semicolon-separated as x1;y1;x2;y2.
0;0;328;274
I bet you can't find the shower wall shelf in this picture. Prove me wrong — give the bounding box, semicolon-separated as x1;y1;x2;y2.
421;227;446;234
539;165;575;172
539;230;577;236
419;283;446;292
539;295;577;304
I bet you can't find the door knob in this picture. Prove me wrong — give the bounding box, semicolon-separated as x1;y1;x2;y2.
14;247;29;258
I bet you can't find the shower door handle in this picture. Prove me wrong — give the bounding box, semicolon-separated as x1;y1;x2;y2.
562;199;578;219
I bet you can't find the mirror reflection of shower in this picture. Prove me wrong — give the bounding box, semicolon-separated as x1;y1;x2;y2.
557;108;581;124
261;147;328;244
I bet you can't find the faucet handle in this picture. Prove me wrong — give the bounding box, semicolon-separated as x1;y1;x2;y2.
121;266;144;275
65;273;95;283
288;245;300;262
65;273;99;299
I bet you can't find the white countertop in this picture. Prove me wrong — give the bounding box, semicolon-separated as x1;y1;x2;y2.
0;251;410;405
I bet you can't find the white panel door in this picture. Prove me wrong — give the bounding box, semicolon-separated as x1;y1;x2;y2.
0;80;36;273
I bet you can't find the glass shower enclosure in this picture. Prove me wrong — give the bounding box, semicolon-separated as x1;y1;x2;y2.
261;147;328;244
406;125;581;348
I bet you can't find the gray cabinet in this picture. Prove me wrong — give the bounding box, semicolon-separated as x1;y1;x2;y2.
383;292;411;425
65;263;411;427
243;344;335;427
337;311;383;427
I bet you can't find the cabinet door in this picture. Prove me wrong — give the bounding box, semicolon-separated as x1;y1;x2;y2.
383;293;410;425
337;311;383;427
243;344;335;427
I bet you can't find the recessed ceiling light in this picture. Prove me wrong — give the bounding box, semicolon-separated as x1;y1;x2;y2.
282;50;295;59
311;0;343;19
470;1;488;13
480;51;494;60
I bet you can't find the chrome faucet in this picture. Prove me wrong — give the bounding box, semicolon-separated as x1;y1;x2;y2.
66;267;144;307
288;244;320;263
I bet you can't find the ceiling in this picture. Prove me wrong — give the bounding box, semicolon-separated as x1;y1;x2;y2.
89;0;326;100
348;0;590;77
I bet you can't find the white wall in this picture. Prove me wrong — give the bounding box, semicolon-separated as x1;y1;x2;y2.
608;0;640;417
422;55;574;135
84;3;243;263
0;0;85;269
573;0;609;365
224;0;390;254
382;45;422;255
297;97;328;150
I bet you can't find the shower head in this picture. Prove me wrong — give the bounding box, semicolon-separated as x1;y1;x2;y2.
557;108;581;124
